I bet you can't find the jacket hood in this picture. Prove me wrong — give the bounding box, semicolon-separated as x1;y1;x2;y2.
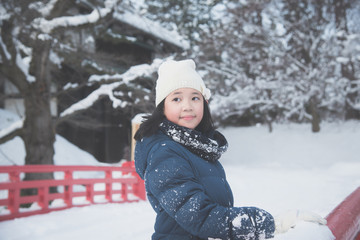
134;131;168;179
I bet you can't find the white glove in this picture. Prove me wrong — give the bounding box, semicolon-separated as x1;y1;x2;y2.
274;210;327;234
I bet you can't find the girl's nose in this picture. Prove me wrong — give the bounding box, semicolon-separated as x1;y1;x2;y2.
182;99;193;111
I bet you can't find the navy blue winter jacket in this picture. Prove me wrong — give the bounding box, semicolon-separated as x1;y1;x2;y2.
135;129;275;240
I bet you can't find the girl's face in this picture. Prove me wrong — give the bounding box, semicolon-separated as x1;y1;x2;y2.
164;88;204;129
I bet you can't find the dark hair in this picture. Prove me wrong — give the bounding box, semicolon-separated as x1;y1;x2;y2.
197;100;214;133
134;101;166;141
134;98;215;141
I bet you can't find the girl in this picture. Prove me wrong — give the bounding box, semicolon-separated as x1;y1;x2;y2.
134;59;326;240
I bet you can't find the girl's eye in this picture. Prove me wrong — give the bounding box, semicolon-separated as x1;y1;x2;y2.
192;97;200;101
172;97;181;102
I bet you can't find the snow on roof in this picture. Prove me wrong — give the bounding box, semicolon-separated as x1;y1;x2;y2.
31;1;189;50
113;10;190;50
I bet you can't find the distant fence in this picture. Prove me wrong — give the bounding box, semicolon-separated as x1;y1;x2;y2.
0;161;145;221
326;187;360;240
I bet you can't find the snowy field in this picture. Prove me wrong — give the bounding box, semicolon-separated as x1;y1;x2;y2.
0;109;359;240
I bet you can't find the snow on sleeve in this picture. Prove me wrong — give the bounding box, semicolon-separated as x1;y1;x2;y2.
232;214;250;228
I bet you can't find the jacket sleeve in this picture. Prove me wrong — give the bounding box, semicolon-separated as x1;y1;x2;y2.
145;142;275;240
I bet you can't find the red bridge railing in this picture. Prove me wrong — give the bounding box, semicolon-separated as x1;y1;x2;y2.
326;187;360;240
0;161;145;221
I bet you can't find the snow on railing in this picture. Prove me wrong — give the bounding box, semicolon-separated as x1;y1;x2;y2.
0;161;145;221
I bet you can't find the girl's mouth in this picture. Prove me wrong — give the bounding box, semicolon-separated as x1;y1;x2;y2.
181;115;195;121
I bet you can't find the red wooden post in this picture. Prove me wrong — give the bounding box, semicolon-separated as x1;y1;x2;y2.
105;170;112;202
8;170;20;215
38;186;49;210
64;170;73;207
121;183;128;201
86;184;94;204
122;161;146;200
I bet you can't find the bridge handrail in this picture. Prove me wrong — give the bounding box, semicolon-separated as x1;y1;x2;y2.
0;161;145;221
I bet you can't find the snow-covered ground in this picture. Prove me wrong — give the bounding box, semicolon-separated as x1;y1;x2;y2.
0;109;359;240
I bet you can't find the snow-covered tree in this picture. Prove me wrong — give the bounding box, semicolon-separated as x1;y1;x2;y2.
277;0;360;130
196;0;360;131
144;0;222;46
196;0;288;131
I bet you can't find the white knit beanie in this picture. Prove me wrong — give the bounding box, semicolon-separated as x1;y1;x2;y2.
155;59;211;106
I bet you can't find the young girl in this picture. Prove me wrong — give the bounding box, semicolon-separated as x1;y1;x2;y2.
134;59;326;240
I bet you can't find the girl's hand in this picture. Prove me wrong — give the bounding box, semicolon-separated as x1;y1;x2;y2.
274;210;327;234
